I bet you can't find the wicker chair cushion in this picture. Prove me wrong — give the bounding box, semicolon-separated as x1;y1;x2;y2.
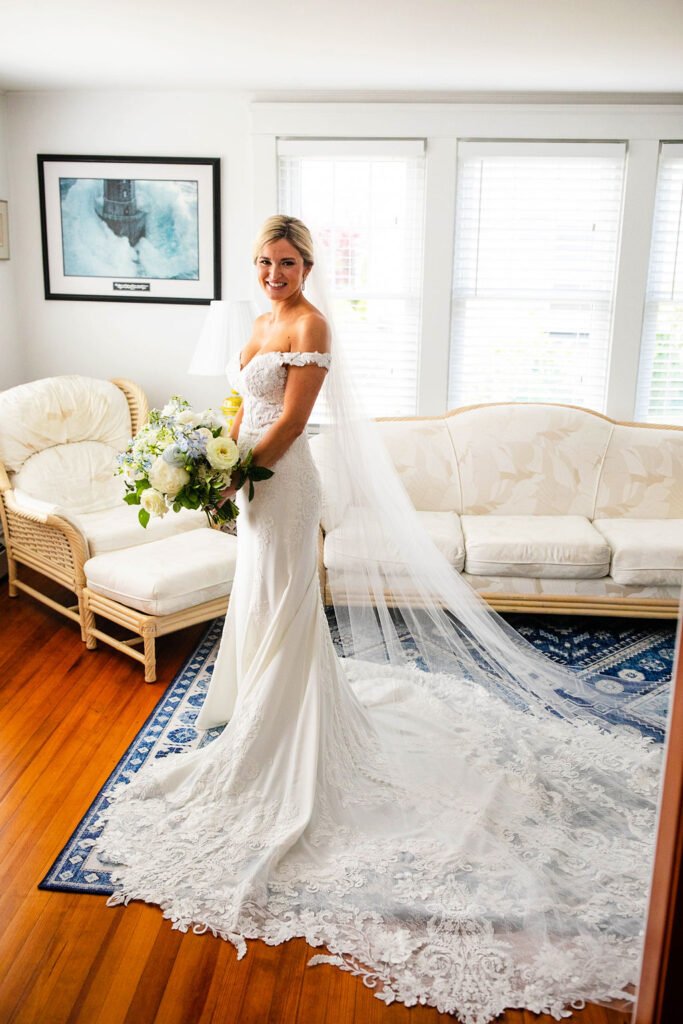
0;375;131;472
12;440;126;513
79;504;208;556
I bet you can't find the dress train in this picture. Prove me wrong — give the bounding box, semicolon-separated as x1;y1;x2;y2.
95;350;662;1024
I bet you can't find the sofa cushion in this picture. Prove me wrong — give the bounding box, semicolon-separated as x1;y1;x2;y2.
594;423;683;519
0;375;131;472
12;440;126;513
85;528;237;616
447;404;613;517
461;515;611;578
78;503;208;556
324;508;464;573
592;518;683;585
375;419;462;512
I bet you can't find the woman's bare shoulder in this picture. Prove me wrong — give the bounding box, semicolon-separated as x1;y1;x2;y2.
292;309;331;353
251;312;271;335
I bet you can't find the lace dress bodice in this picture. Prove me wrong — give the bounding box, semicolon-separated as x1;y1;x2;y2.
227;349;332;440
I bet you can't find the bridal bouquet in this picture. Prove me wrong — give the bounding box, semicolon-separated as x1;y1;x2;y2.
116;395;273;528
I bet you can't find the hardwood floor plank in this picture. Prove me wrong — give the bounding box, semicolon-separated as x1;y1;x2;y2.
88;905;166;1024
120;913;186;1024
264;937;309;1024
0;581;634;1024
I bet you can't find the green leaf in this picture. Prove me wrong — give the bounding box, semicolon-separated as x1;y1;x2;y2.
250;466;274;481
138;507;150;528
248;479;255;502
124;492;141;505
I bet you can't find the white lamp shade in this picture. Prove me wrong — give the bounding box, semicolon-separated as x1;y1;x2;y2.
188;299;258;376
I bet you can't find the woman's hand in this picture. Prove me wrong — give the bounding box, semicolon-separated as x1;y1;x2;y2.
217;468;245;508
217;483;236;508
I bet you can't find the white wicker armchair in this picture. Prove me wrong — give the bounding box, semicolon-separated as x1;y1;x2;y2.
0;376;150;636
0;374;228;679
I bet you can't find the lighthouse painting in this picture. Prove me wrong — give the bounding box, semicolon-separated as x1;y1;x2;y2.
94;179;147;248
59;175;199;280
38;155;221;304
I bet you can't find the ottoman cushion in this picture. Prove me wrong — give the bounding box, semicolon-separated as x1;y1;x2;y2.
85;528;237;615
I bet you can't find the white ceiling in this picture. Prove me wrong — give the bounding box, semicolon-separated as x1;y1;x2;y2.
1;0;682;97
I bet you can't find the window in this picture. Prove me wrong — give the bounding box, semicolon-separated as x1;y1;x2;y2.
448;141;626;411
278;139;426;417
635;143;683;425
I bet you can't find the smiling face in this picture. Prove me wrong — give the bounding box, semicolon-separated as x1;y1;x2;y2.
256;238;310;301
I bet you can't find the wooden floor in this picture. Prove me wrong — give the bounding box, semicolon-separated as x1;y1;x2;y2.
0;570;635;1024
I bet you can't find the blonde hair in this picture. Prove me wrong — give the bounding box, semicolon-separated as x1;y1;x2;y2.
253;215;315;266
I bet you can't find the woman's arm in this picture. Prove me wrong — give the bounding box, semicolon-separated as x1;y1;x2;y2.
229;402;244;442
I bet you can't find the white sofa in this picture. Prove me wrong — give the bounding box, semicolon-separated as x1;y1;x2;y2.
312;402;683;619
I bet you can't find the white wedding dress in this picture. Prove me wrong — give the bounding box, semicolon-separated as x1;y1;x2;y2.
96;349;663;1024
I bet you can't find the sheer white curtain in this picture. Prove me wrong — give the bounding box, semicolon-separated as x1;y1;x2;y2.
635;142;683;425
448;141;626;412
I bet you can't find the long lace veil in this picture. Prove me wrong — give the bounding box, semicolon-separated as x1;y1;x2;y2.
303;238;674;735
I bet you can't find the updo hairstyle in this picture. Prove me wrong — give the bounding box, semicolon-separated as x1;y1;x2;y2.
253;215;315;267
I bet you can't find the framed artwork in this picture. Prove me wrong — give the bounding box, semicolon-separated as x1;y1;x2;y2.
37;155;221;304
0;200;9;259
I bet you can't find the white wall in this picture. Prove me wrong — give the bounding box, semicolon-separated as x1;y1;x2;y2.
0;92;22;390
6;90;254;410
5;91;683;419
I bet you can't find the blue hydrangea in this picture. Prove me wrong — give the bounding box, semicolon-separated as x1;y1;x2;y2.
162;444;187;467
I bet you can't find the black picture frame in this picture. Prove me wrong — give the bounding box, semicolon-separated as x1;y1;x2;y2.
37;154;221;304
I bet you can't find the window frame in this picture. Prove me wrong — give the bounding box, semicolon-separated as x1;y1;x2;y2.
250;102;683;419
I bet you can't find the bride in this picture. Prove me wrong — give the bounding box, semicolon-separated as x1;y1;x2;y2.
96;215;664;1024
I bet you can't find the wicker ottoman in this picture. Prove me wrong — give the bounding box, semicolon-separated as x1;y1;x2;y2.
83;528;237;681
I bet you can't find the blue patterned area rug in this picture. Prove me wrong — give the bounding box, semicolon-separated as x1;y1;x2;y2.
39;611;676;897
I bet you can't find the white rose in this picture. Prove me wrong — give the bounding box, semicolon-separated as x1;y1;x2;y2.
206;436;240;471
175;409;195;425
140;488;168;518
122;463;146;485
148;455;191;498
196;427;213;442
208;410;229;431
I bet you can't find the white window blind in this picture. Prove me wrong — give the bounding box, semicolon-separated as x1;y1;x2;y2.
635;143;683;425
448;141;626;411
278;139;426;418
